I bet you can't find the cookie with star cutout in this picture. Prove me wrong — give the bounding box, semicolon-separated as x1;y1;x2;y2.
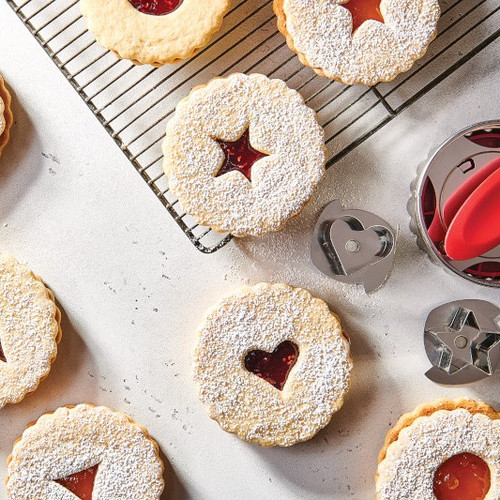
6;404;165;499
162;73;326;237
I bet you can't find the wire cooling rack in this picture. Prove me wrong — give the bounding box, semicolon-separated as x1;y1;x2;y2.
6;0;499;252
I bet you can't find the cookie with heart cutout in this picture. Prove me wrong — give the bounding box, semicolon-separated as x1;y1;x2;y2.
6;404;165;499
80;0;231;65
163;73;327;237
0;254;62;409
274;0;441;86
193;282;352;447
376;398;500;500
0;76;13;158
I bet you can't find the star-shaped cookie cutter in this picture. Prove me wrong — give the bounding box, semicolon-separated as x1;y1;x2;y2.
424;299;500;384
311;200;396;293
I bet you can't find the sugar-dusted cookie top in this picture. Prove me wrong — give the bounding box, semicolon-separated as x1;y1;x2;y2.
376;399;500;500
274;0;441;85
7;404;165;499
163;73;326;237
194;282;352;446
0;254;61;408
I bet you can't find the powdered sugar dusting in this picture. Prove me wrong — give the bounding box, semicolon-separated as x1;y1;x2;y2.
376;409;500;499
163;73;326;237
279;0;441;85
0;254;60;408
193;282;352;447
6;404;165;499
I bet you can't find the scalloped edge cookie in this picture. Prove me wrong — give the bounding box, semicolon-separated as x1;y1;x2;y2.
163;73;326;237
193;282;352;447
0;76;13;158
6;403;165;499
274;0;441;86
376;398;500;500
80;0;231;66
0;254;62;409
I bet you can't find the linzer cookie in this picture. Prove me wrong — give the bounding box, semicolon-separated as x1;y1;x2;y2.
163;73;326;237
376;399;500;500
80;0;231;65
0;254;61;409
0;76;13;157
6;404;165;499
274;0;441;85
193;283;352;447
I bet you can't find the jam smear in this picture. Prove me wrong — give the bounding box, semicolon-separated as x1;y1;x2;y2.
343;0;384;32
216;129;268;182
0;340;5;362
128;0;182;16
56;465;98;500
244;341;298;391
434;453;491;500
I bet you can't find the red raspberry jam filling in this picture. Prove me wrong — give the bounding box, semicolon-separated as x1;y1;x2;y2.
433;453;490;500
216;129;268;182
128;0;182;16
0;341;5;362
244;341;298;391
56;465;98;500
343;0;383;32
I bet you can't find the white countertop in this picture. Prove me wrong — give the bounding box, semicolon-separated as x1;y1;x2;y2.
0;2;499;498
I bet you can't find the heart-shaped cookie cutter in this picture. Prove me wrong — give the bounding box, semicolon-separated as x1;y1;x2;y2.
424;299;500;385
311;200;396;293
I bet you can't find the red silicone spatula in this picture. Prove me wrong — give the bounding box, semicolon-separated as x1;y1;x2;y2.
443;157;500;227
444;164;500;261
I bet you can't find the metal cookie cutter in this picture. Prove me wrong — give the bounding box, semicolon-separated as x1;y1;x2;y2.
410;120;500;287
311;200;396;293
424;299;500;384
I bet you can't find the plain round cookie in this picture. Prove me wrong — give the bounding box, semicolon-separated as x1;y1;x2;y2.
0;76;13;157
0;254;61;408
376;398;500;500
80;0;231;65
193;282;352;447
274;0;441;86
6;404;165;499
163;73;326;237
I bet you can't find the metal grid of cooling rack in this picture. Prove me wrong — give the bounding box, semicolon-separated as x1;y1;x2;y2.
6;0;500;253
